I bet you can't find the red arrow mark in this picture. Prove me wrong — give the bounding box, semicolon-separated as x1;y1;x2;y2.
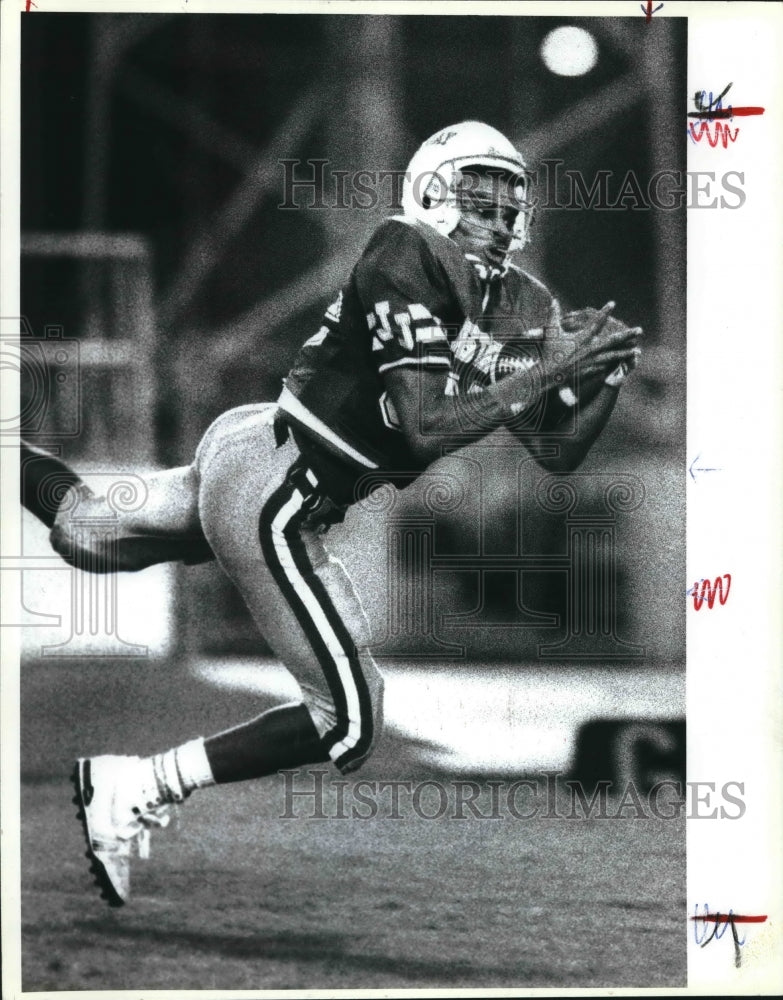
688;107;765;119
641;1;664;21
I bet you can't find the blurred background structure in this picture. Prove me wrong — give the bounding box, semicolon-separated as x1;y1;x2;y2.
19;13;686;781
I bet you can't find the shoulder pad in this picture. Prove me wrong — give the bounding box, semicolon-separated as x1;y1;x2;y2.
356;217;481;319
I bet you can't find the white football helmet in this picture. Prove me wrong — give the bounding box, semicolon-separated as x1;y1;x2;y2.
401;121;532;253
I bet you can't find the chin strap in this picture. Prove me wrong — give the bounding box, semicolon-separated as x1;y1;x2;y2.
464;253;507;283
463;253;507;313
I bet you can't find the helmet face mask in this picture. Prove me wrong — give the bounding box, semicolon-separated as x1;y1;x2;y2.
450;167;533;270
401;121;533;267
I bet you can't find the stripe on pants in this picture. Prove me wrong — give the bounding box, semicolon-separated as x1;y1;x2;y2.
258;466;373;768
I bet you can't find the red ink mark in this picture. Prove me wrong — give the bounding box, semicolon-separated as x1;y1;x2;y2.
25;0;37;10
692;908;767;967
641;1;664;20
688;107;765;119
689;85;764;142
690;574;731;610
688;122;740;148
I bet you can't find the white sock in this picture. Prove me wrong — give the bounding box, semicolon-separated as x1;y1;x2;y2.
173;737;216;793
171;737;215;795
141;738;215;808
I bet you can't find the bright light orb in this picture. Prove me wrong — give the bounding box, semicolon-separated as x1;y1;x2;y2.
540;26;599;77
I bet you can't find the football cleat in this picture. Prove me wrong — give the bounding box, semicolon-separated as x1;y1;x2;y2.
72;755;171;906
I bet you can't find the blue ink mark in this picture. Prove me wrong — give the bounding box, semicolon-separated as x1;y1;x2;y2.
688;454;723;482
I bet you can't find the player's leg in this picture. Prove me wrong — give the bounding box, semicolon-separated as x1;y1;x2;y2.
196;513;383;779
73;404;383;904
192;404;383;775
49;465;214;571
22;439;214;570
20;440;84;527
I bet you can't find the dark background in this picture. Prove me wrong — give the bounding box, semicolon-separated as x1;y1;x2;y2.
16;15;688;989
20;12;687;663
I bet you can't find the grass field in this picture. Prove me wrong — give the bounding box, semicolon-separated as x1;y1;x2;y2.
17;659;686;992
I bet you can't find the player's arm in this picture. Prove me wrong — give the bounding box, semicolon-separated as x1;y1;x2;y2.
382;304;618;466
383;361;561;467
521;384;622;473
383;302;639;468
510;308;642;472
357;228;568;466
518;354;642;473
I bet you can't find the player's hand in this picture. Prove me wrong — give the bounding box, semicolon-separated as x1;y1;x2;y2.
493;300;640;420
576;343;642;404
562;305;641;354
549;301;642;380
535;301;640;413
577;340;642;382
561;306;633;335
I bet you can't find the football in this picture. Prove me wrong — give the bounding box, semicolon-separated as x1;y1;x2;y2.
489;339;580;418
488;340;541;385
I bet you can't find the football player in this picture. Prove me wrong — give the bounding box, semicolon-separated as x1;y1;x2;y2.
38;122;642;905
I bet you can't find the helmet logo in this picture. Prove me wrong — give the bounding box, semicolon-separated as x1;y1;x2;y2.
430;129;458;146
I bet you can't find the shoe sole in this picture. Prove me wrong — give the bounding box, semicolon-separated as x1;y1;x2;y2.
71;759;125;907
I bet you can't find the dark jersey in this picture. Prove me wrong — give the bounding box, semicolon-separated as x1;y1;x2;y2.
279;217;555;501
